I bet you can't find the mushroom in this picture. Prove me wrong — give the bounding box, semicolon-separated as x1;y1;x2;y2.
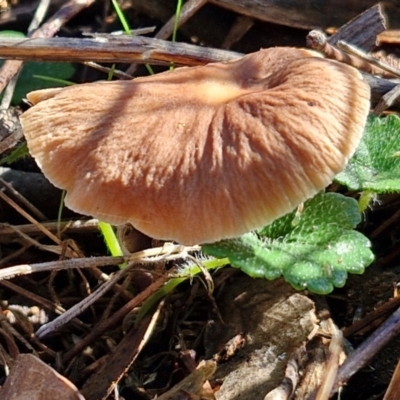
20;47;370;245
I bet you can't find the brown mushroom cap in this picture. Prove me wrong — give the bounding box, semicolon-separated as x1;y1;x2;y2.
20;47;370;245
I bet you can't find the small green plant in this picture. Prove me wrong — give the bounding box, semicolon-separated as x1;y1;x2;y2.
172;0;183;43
203;192;373;294
203;114;400;294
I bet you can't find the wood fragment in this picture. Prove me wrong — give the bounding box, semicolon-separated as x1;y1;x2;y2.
377;30;400;45
314;327;343;400
362;73;400;108
327;4;385;50
211;0;400;30
373;83;400;115
222;15;254;49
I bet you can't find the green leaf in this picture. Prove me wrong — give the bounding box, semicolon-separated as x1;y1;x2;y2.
203;193;374;294
336;114;400;192
10;61;75;105
0;30;25;38
0;142;29;165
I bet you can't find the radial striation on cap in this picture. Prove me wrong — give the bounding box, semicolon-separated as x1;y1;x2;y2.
20;47;370;245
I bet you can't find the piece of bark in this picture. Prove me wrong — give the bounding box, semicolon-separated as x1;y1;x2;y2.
211;0;400;29
328;4;386;50
377;30;400;45
211;277;317;400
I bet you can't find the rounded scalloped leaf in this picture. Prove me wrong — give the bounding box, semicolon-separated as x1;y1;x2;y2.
203;192;374;294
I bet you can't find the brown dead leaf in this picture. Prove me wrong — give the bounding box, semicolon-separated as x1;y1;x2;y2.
0;353;85;400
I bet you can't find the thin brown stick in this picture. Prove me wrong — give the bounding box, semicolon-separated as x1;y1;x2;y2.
341;296;400;338
35;266;130;339
337;40;400;78
27;0;51;35
0;219;98;240
0;310;38;356
156;0;207;40
0;128;23;156
0;279;66;315
0;244;199;280
306;30;386;76
370;209;400;239
1;224;75;258
0;190;63;246
333;306;400;395
0;177;47;221
383;356;400;400
0;36;240;66
62;273;170;364
125;0;208;75
0;255;125;280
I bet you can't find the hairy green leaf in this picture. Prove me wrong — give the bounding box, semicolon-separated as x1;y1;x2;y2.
336;114;400;192
203;193;374;294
